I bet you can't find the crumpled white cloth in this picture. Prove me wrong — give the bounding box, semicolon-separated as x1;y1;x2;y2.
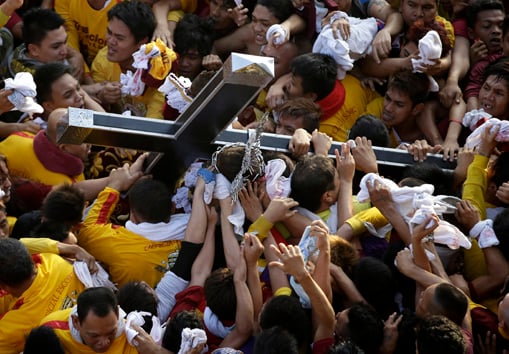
178;328;208;354
173;186;192;213
73;261;117;290
411;30;442;92
469;219;499;249
266;24;288;46
125;213;190;242
265;159;291;200
125;310;164;346
4;72;43;113
204;306;235;339
120;69;145;96
464;118;509;149
133;44;161;70
69;305;126;344
357;173;471;249
213;173;245;237
462;108;492;131
313;13;377;79
158;73;193;113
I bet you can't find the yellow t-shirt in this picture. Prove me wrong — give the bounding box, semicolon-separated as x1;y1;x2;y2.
91;47;165;119
79;187;184;288
42;308;138;354
54;0;118;66
0;132;85;186
0;253;85;354
319;75;380;142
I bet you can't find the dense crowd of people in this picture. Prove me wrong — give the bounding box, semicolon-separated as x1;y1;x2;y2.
0;0;508;353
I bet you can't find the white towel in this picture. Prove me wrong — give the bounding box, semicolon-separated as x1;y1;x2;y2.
125;213;190;242
214;173;245;237
266;24;288;46
158;73;193;113
125;310;164;345
203;307;235;339
178;328;208;354
73;261;117;290
464;118;509;150
4;72;43;114
411;30;442;92
265;159;291;200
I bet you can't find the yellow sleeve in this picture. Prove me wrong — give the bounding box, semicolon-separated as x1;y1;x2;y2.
363;97;383;118
0;9;10;28
20;238;59;254
274;286;292;296
167;10;185;22
344;207;388;236
145;88;165;119
462;154;489;220
247;215;274;242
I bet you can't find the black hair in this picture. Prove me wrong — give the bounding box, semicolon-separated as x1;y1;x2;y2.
401;162;455;196
107;1;156;43
34;62;73;104
42;184;85;226
346;303;384;354
387;70;430;106
290;53;337;101
416;315;466;354
0;238;34;287
256;0;293;22
254;326;299;354
348;115;390;147
204;268;237;322
431;283;468;326
276;98;322;134
128;179;172;223
76;287;119;323
174;14;215;58
117;281;158;332
162;310;204;352
22;8;65;46
24;326;65;354
466;0;505;29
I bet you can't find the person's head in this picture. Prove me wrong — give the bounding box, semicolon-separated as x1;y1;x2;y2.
415;283;468;326
285;53;337;101
46;108;91;162
382;71;429;128
0;238;35;296
41;183;86;228
213;145;265;183
162;310;204;352
254;326;299;354
34;62;85;115
22;8;67;63
0;154;11;203
106;1;155;67
416;315;466;354
261;39;299;81
72;287;120;353
128;179;172;224
348;114;390;147
204;268;237;322
401;161;455;196
399;0;438;26
24;326;65;354
274;98;321;135
353;257;397;319
259;295;312;349
117;281;158;332
328;339;366;354
330;235;359;276
334;303;384;354
252;0;294;46
479;57;509;119
208;0;237;33
466;0;505;54
401;20;452;59
290;155;339;213
173;14;215;80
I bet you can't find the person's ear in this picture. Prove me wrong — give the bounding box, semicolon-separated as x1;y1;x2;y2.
42;101;56;114
71;314;80;330
411;102;425;117
304;92;318;101
27;43;41;58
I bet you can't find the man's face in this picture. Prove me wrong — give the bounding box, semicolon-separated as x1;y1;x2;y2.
472;10;504;54
106;17;142;65
275;114;305;135
334;308;350;339
209;0;235;32
400;0;437;26
479;74;509;119
382;87;415;128
178;49;203;80
261;41;297;80
73;310;119;353
29;25;68;63
251;5;280;46
284;74;305;100
46;73;85;111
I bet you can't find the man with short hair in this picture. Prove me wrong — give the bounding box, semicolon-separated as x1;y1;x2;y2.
42;287;138;353
0;238;86;353
91;1;167;118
